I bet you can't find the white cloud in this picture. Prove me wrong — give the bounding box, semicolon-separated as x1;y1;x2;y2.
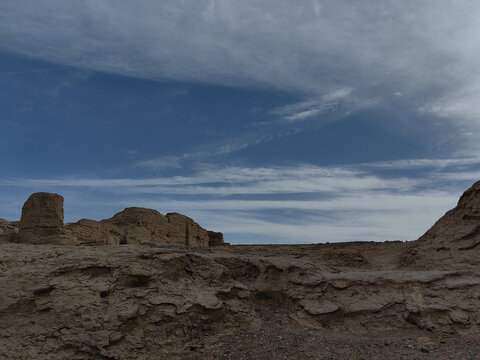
2;1;480;151
0;165;419;195
0;67;66;76
364;157;480;170
2;2;480;242
136;155;183;170
186;205;453;243
271;88;355;122
119;192;454;214
1;158;475;243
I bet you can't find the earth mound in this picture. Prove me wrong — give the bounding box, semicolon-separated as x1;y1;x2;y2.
418;180;480;250
403;180;480;268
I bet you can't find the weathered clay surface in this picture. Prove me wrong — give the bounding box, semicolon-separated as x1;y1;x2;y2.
418;180;480;249
103;208;210;246
66;219;122;245
0;243;478;359
16;192;67;244
166;212;209;247
0;219;18;243
9;195;220;247
403;180;480;269
208;231;228;246
104;207;169;245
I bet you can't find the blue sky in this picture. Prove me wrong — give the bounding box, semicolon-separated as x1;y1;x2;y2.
1;1;480;243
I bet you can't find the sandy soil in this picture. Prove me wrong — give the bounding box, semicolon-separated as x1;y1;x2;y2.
0;241;479;359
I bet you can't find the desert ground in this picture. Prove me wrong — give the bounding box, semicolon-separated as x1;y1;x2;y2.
1;182;480;359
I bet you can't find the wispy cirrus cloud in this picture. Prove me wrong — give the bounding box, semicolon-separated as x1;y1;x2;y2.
0;67;67;76
271;88;355;122
363;157;480;170
2;1;480;152
2;158;478;243
0;166;417;195
2;2;480;244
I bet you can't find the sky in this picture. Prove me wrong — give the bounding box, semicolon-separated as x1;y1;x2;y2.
1;1;480;244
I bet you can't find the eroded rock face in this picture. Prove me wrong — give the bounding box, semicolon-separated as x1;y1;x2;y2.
5;194;222;246
104;208;210;246
0;219;18;243
0;243;478;359
66;219;122;245
404;180;480;268
166;213;209;247
418;180;480;250
208;231;228;246
105;207;170;245
16;193;67;244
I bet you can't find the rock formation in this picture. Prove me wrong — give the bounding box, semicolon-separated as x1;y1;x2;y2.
207;230;229;246
418;180;480;250
104;207;169;245
66;219;122;245
0;219;18;243
403;180;480;268
102;209;211;246
165;212;209;247
7;192;223;247
16;192;67;244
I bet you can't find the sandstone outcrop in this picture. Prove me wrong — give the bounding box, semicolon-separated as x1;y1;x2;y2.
403;180;480;268
66;219;122;245
166;212;209;247
418;180;480;250
0;219;18;243
16;192;67;244
103;208;211;246
207;230;228;246
104;207;169;245
8;193;221;246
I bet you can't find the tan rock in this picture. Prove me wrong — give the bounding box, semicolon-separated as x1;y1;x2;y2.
417;180;480;250
104;209;210;246
300;298;339;315
0;219;19;243
400;181;480;269
208;230;228;246
16;192;68;244
166;212;209;247
403;180;480;268
1;243;480;359
105;207;169;245
66;219;122;245
9;193;220;246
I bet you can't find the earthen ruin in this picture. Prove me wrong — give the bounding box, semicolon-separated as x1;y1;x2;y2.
3;192;227;247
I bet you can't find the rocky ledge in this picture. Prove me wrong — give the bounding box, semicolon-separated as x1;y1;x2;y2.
0;243;479;359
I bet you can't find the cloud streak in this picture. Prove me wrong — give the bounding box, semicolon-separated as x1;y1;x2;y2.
2;1;480;152
2;2;480;243
0;67;67;76
271;88;355;122
1;158;477;243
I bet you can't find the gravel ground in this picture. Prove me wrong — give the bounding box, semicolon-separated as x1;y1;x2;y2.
184;310;480;360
